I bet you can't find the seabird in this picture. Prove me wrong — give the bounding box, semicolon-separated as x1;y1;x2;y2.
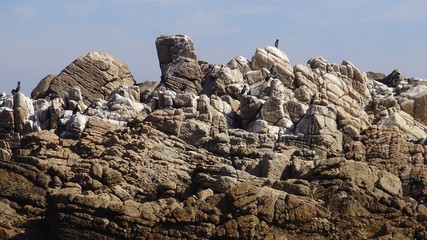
310;94;317;105
11;81;21;95
275;39;279;49
240;84;249;96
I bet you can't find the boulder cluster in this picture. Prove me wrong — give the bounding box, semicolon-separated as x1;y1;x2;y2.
1;34;427;239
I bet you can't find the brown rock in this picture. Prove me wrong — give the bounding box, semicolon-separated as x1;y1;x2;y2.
47;52;135;105
102;168;123;186
3;35;427;240
155;35;202;94
251;47;294;87
260;153;291;180
139;80;159;104
31;74;55;99
0;107;14;132
0;169;46;208
13;92;28;133
379;69;405;87
413;91;427;126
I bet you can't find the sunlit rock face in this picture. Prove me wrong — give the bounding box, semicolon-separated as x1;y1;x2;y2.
1;35;427;239
45;52;135;105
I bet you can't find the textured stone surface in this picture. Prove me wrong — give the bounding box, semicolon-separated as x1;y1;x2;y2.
31;74;55;99
1;35;427;239
47;52;135;105
155;35;203;94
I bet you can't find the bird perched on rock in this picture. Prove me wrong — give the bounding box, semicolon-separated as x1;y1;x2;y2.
72;107;79;115
11;81;21;95
275;39;279;49
240;84;249;96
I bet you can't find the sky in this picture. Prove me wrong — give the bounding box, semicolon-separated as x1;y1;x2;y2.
1;0;427;96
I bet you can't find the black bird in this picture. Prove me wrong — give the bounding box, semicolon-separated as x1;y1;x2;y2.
310;94;316;105
72;107;79;115
240;84;249;96
275;39;279;49
11;81;21;95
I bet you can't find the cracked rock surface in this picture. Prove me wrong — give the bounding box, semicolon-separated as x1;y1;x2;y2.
1;35;427;239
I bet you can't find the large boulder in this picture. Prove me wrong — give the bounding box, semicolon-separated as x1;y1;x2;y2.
202;64;244;97
413;91;427;126
13;93;30;133
378;69;405;87
31;74;55;99
155;35;203;94
295;103;343;155
0;107;14;133
44;52;135;105
251;46;294;87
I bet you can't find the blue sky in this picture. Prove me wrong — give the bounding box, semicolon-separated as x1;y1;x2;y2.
1;0;426;96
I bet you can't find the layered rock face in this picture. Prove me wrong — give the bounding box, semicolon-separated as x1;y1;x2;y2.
2;35;427;239
33;52;136;105
156;35;203;94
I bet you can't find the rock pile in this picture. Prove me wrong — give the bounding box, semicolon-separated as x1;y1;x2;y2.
1;34;427;239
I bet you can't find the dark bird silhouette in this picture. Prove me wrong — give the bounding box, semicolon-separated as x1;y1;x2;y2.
275;39;279;49
11;81;21;95
310;94;316;105
240;84;249;96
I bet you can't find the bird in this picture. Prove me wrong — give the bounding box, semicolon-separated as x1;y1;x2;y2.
72;107;79;115
11;81;21;95
240;84;249;96
275;39;279;49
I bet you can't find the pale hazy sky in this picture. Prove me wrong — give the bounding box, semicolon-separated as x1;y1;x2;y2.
1;0;426;96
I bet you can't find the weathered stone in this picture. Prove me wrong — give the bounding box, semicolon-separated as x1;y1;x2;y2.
59;113;88;139
2;34;427;240
413;91;427;126
46;52;135;105
0;107;14;132
156;35;202;94
13;92;32;133
379;69;405;87
260;153;291;180
239;95;264;128
377;171;402;197
31;74;55;99
227;55;252;74
251;46;294;87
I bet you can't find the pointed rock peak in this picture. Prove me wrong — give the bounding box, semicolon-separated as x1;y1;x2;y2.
379;69;405;87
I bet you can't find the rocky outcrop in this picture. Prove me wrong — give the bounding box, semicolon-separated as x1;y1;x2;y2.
31;74;55;99
156;35;203;94
44;52;135;105
1;34;427;239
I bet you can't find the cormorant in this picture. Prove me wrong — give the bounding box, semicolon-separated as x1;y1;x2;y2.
275;39;279;49
240;84;249;96
11;81;21;95
310;94;316;105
